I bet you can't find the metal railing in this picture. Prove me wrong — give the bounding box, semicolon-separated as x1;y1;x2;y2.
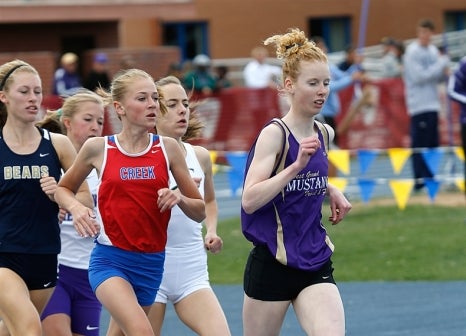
213;29;466;84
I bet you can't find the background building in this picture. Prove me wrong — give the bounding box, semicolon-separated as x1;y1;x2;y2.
1;0;465;93
1;0;465;154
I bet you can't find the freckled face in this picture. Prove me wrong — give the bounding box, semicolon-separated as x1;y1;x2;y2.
157;83;190;139
291;60;330;116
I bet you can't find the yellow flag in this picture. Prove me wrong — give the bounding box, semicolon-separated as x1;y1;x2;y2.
209;150;218;175
387;148;412;175
328;177;348;193
328;150;350;175
389;179;414;210
454;147;465;162
455;178;465;192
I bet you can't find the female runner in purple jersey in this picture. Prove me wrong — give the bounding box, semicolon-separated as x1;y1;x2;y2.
241;28;352;336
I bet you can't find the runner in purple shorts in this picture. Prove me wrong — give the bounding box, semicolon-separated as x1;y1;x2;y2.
38;90;105;336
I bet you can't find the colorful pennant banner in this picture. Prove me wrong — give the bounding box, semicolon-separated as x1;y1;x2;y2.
210;146;465;209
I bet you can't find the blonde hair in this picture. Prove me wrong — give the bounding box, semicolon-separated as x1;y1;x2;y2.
37;89;105;134
95;68;164;120
97;68;152;104
155;75;204;141
0;59;40;128
264;28;327;84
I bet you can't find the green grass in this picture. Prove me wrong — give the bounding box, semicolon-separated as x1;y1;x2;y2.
207;202;466;284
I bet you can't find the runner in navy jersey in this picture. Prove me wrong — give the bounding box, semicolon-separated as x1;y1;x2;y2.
241;28;352;336
0;60;93;336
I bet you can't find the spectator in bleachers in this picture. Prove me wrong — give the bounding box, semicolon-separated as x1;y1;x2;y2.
84;52;111;92
243;46;281;89
214;65;233;89
380;37;404;78
165;62;184;79
402;18;450;191
338;44;357;71
182;54;218;95
447;55;466;198
53;52;82;97
311;36;366;147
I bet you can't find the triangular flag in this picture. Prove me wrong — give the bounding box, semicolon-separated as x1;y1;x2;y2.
225;151;248;173
328;177;348;193
357;178;376;203
209;150;218;175
225;152;248;196
357;149;378;175
209;150;217;163
389;179;414;210
421;148;443;175
455;178;465;192
454;147;465;161
424;178;441;202
328;149;350;175
387;148;412;174
227;170;244;196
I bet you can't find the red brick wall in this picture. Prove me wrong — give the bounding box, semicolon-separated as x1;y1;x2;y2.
0;47;180;97
1;0;464;60
81;47;181;82
195;0;466;58
0;52;56;96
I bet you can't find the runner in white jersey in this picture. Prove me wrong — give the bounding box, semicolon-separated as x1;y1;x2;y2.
39;89;105;336
164;143;206;252
148;75;231;336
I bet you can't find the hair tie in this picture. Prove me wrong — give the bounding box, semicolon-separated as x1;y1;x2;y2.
0;64;26;90
285;43;301;51
56;108;63;117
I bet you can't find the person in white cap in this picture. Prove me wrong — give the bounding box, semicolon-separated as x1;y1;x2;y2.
182;54;218;95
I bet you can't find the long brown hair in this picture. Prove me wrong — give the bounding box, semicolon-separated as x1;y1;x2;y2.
156;75;204;141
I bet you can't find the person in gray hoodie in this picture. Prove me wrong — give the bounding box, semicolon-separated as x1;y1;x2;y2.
402;18;450;191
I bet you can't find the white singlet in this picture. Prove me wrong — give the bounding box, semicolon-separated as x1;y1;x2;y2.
155;143;210;304
58;169;98;269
